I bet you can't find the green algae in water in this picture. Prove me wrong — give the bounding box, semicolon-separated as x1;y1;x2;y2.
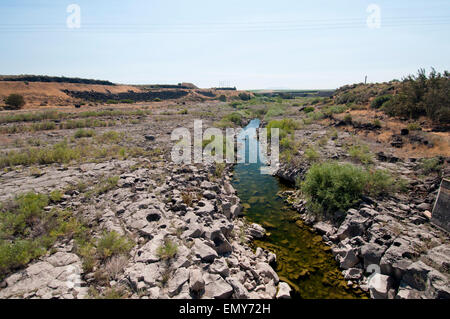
232;119;367;299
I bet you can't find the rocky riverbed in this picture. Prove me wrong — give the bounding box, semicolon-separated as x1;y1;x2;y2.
0;161;289;299
277;160;450;299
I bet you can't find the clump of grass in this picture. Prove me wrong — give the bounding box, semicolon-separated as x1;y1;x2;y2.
96;131;122;143
96;231;134;261
49;190;63;203
0;192;87;279
74;128;95;139
215;162;226;177
407;122;422;131
264;104;286;120
343;114;353;124
90;176;119;197
267;118;300;139
348;144;374;165
181;192;194;207
304;146;320;162
178;109;188;115
419;157;443;174
157;238;178;261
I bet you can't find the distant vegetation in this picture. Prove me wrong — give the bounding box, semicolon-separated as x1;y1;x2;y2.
0;75;115;86
334;68;450;125
4;94;25;110
382;69;450;125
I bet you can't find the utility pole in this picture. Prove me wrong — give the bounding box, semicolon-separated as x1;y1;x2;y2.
365;75;367;84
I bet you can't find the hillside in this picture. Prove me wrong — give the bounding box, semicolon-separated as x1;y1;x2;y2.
0;76;244;110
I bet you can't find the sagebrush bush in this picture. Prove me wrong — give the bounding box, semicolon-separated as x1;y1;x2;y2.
300;162;403;216
371;95;392;109
383;69;450;124
96;231;134;260
267;118;300;139
74;128;95;138
4;94;25;110
301;162;367;215
348;144;374;165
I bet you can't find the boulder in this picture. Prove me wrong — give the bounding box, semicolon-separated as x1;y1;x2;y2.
248;223;266;239
193;239;218;263
189;268;205;293
343;268;363;281
168;268;190;297
203;274;233;299
255;262;279;284
368;274;394;299
313;222;334;236
276;282;292;299
226;277;250;299
209;258;230;277
339;249;359;270
360;243;386;269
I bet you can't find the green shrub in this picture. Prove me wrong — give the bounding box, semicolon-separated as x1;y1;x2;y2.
267;118;300;139
406;122;421;131
4;94;25;110
343;114;352;124
238;93;252;101
218;95;227;102
382;68;450;124
156;238;178;261
74;128;95;139
264;105;286;119
371;95;392;109
178;109;188;115
106;100;119;104
49;190;63;203
153;98;162;102
120;99;134;104
303;106;315;113
301;162;367;215
222;112;244;126
304;146;320;162
300;162;403;216
96;231;134;260
419;157;443;174
348;144;374;165
0;192;86;279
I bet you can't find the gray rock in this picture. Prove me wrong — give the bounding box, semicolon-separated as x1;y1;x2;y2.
193;239;218;263
360;243;386;269
209;258;230;277
313;222;334;236
339;249;359;270
276;282;292;299
255;262;279;284
368;274;394;299
168;268;190;297
226;277;249;299
343;268;363;281
203;274;233;299
248;223;266;239
189;268;205;292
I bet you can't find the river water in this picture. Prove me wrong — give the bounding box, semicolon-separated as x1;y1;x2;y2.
231;119;366;299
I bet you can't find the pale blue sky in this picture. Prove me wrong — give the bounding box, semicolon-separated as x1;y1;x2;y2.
0;0;449;89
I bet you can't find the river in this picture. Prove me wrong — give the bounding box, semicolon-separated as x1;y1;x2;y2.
231;119;366;299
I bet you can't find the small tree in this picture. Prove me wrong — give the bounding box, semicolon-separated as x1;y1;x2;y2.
5;94;25;110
